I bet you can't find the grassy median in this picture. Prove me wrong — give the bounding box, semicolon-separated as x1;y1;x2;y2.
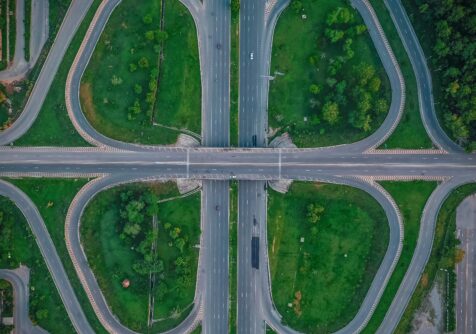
267;182;388;333
362;181;437;333
268;0;391;147
80;0;200;145
81;182;200;332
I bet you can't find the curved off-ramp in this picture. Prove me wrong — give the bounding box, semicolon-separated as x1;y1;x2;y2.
65;175;204;334
377;176;476;333
0;179;95;334
383;0;462;153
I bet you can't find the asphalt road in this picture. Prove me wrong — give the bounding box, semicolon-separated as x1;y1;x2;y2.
0;266;47;334
456;194;476;334
384;0;462;153
0;0;474;333
0;0;93;145
0;180;94;334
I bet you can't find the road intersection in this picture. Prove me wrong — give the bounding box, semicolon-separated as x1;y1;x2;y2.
0;0;475;334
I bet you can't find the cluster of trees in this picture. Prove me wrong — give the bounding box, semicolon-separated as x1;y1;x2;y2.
117;189;194;298
304;6;388;132
415;0;476;150
124;14;169;121
0;210;14;266
306;203;325;237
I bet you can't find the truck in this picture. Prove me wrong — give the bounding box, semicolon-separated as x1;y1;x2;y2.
251;237;259;269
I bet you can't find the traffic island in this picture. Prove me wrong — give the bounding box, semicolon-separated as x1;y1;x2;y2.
267;181;388;333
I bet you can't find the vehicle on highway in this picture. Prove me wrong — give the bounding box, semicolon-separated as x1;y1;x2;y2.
250;52;254;60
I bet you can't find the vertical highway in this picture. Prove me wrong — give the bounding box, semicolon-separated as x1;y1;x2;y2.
201;0;231;333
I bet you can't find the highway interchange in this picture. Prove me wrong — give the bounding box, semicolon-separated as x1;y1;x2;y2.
0;0;475;333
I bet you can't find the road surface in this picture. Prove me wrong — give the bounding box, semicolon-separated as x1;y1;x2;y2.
456;194;476;334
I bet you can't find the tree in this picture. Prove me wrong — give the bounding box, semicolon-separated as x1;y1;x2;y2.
175;238;186;253
35;309;48;320
156;30;169;42
138;57;150;69
307;204;324;224
129;63;137;72
309;84;321;95
231;0;240;16
145;31;155;41
291;0;302;14
123;223;141;238
111;75;123;86
375;98;388;114
356;63;375;85
134;84;143;95
143;14;153;24
368;77;381;92
325;29;345;43
322;101;340;125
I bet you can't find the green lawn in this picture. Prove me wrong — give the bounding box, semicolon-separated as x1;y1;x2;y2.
8;177;108;334
15;1;101;146
80;0;200;145
268;182;388;333
369;0;432;149
0;194;74;333
268;0;391;147
394;183;476;333
81;182;200;332
1;0;73;131
362;181;437;333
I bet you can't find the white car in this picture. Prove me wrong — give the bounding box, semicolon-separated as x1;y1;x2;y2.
250;52;254;60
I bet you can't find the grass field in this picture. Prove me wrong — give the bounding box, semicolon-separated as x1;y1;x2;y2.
81;182;200;332
15;1;100;146
268;0;390;147
0;193;74;332
368;0;432;149
230;16;239;146
80;0;200;145
267;182;388;333
0;0;73;133
394;183;476;333
362;181;437;333
8;177;108;334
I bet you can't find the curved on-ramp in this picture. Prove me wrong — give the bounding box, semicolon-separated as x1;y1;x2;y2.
259;176;403;334
0;0;94;146
64;175;203;334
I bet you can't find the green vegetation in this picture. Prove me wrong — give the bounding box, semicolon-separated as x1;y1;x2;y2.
403;0;476;151
8;177;108;334
14;0;99;146
0;193;74;332
81;0;200;145
0;0;72;133
0;280;13;334
363;181;437;333
367;0;432;149
394;183;476;333
268;182;388;333
81;182;200;332
269;1;390;147
229;182;238;333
